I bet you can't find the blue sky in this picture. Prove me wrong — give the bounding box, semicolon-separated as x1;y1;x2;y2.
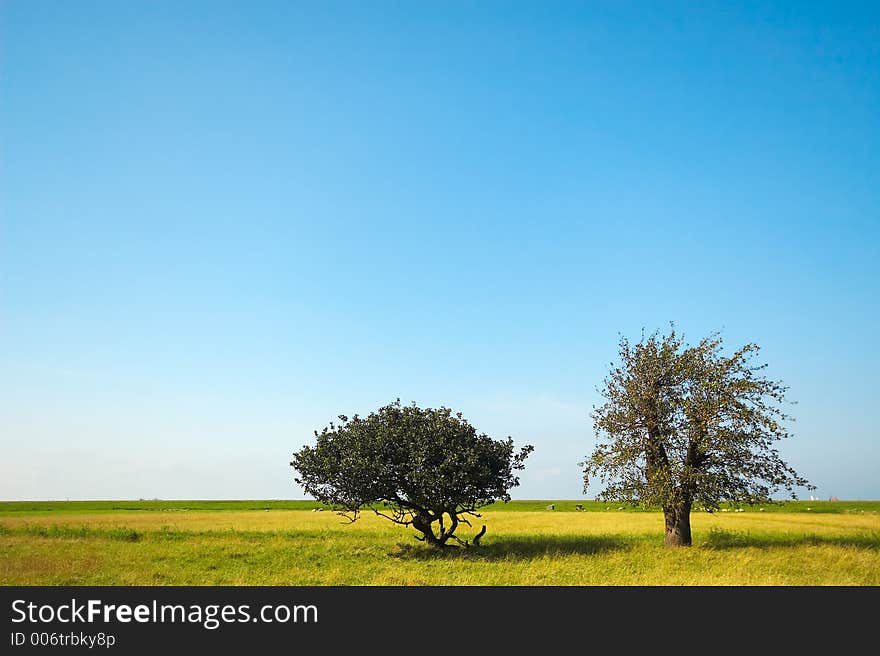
1;1;877;500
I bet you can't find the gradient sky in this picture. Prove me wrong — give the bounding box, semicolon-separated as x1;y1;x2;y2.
1;1;878;501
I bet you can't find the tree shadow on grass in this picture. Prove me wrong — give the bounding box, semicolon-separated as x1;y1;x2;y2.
390;534;635;561
700;528;880;550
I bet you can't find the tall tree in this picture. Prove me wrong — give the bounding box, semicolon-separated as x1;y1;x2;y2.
583;328;813;546
291;400;533;547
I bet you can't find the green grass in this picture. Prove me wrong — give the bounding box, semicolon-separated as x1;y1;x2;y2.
0;499;320;515
1;502;878;585
1;499;875;515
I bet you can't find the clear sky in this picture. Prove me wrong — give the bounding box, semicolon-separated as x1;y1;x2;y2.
1;1;877;501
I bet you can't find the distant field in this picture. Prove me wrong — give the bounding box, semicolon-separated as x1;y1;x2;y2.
1;501;878;585
1;499;875;515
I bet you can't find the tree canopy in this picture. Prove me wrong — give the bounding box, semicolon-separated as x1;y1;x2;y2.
291;400;534;547
583;328;813;546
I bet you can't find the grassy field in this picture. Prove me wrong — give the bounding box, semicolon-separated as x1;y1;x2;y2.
0;498;870;515
2;500;878;585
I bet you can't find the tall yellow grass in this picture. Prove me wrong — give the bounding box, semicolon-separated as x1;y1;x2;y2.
2;510;878;585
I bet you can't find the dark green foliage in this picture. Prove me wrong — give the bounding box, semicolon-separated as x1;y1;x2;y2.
583;327;814;546
291;400;534;547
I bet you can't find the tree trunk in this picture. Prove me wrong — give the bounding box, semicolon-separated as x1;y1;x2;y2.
663;503;692;547
412;512;443;547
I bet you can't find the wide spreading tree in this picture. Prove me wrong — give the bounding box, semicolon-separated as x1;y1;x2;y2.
583;328;813;546
291;400;533;547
